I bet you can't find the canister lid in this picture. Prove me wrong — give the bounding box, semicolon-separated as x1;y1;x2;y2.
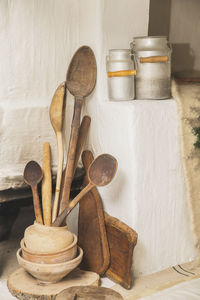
132;36;169;51
108;49;131;60
134;36;167;40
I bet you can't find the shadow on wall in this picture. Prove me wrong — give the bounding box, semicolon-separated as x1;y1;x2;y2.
148;0;171;37
148;0;200;78
171;43;198;77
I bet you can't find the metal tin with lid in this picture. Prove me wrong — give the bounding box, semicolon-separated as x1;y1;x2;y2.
131;36;172;99
106;49;135;101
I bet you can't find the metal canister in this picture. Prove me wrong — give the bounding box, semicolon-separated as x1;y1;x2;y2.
131;36;172;99
106;49;136;101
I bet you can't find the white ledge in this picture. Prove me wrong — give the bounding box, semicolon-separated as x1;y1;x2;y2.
83;97;197;277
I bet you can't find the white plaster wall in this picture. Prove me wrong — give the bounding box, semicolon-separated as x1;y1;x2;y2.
84;100;197;277
0;0;150;186
0;0;79;188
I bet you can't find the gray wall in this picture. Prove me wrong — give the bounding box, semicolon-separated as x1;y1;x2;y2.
148;0;171;37
149;0;200;76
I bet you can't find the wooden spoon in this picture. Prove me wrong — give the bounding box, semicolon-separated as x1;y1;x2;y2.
50;82;66;222
59;46;97;214
73;115;91;175
53;154;117;227
24;161;43;224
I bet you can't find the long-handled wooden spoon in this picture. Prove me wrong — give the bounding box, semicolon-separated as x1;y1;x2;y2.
59;46;97;214
57;115;91;210
53;154;117;227
73;115;91;175
50;82;66;222
24;161;43;224
42;142;52;226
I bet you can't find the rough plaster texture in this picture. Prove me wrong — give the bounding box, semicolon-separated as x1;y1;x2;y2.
0;0;197;278
0;0;150;188
83;99;197;277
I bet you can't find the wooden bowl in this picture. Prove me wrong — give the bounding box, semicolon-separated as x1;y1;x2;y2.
17;246;83;283
24;222;74;253
20;234;77;264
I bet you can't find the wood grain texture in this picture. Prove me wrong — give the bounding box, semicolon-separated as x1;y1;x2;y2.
78;151;137;288
74;115;91;174
24;161;43;224
52;181;94;227
42;142;52;226
59;98;83;214
140;55;169;63
108;70;136;77
78;150;110;275
59;46;97;214
53;153;117;227
56;286;123;300
7;268;100;300
32;185;43;224
104;212;138;289
50;82;66;223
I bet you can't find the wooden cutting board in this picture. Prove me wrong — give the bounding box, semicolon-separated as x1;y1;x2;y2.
78;151;110;275
56;286;123;300
104;212;138;289
78;150;138;289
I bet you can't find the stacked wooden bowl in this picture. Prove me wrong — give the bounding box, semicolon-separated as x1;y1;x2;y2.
17;222;83;283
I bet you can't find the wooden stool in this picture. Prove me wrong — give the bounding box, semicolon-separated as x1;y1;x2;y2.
7;268;100;300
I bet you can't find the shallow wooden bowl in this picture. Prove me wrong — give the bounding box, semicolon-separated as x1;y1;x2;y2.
17;246;83;283
20;234;77;264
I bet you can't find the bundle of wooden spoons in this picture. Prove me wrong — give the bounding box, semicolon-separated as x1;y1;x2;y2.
23;46;118;227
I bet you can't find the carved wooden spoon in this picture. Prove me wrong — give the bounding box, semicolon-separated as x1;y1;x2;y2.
24;161;43;224
53;154;117;227
59;46;97;214
50;82;66;222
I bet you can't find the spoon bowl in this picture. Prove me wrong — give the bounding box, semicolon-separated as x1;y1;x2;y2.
24;161;43;186
53;154;117;227
67;46;97;97
49;82;66;133
24;161;43;224
88;154;118;187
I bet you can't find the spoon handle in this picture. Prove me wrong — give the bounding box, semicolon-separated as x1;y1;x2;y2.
42;142;52;226
59;97;83;214
53;181;94;227
32;184;43;224
73;116;91;175
52;131;64;222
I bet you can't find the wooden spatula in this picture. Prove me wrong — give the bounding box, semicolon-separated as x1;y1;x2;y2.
42;142;52;226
